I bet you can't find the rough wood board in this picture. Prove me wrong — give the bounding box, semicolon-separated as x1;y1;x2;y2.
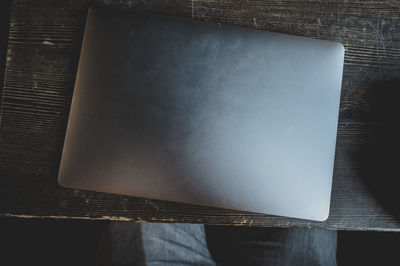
1;0;400;231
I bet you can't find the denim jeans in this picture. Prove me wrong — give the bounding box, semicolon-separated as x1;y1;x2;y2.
97;223;337;266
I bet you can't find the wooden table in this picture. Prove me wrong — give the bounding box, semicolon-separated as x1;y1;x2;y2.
1;0;400;231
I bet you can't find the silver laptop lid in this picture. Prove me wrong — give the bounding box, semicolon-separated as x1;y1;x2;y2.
58;6;344;221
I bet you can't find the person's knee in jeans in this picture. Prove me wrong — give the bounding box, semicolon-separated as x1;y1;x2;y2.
97;222;337;266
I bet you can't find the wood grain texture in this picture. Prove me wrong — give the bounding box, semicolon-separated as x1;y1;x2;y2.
1;0;400;231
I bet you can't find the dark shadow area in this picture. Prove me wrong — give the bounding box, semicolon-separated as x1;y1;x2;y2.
355;78;400;220
338;230;400;266
0;217;108;266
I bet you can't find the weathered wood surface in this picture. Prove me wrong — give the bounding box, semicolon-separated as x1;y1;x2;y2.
1;0;400;231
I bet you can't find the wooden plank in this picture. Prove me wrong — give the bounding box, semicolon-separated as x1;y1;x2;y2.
0;0;12;110
1;0;400;230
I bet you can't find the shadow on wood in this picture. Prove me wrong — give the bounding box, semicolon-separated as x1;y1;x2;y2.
355;78;400;220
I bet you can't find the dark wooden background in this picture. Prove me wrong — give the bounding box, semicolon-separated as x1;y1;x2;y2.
1;0;400;231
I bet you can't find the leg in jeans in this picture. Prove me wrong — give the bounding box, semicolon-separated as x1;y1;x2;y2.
97;222;216;266
205;226;337;266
